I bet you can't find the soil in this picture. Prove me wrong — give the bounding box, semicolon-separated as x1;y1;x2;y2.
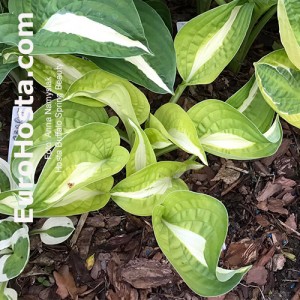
0;1;299;300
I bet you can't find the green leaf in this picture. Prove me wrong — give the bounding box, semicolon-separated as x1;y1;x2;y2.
255;49;300;128
111;161;202;216
0;282;18;300
8;0;31;15
0;14;19;46
34;177;113;217
143;0;173;33
28;54;99;95
89;0;176;94
0;171;10;193
144;128;172;149
226;76;274;132
149;103;207;164
0;60;17;85
0;191;19;216
0;158;17;193
0;218;30;282
126;119;156;176
11;100;109;185
35;217;74;245
31;123;129;212
64;69;150;125
31;1;151;58
152;191;251;297
188;99;282;159
175;0;253;85
278;0;300;69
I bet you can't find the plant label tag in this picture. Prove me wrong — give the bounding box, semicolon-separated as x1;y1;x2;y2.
8;106;32;163
176;21;187;32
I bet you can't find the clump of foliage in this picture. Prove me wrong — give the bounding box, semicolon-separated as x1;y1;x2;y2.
0;0;299;298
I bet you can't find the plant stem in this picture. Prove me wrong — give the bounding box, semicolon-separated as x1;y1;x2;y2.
187;155;197;161
117;129;130;144
155;145;178;157
215;0;227;5
29;230;41;236
169;82;187;103
8;67;27;87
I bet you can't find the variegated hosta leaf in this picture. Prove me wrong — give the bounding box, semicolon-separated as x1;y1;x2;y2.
31;1;150;57
34;217;74;245
0;191;19;216
278;0;300;69
0;158;17;193
3;53;99;95
90;0;176;94
126;119;156;176
2;1;151;57
0;282;18;300
255;49;300;128
111;161;202;216
152;191;251;297
0;218;30;282
188;100;282;159
144;128;172;149
149;103;207;164
226;76;274;132
175;0;253;85
34;177;113;217
31;123;129;212
11;100;109;185
64;69;150;125
29;54;99;95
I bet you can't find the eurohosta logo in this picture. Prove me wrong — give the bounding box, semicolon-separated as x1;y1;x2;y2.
13;13;34;223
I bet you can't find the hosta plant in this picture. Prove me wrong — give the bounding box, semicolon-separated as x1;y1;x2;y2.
0;0;299;297
0;215;74;299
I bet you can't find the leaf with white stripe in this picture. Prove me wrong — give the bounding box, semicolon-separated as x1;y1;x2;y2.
278;0;300;69
0;282;18;300
188;100;282;159
31;123;129;212
33;217;74;245
149;103;207;164
0;218;30;282
64;69;150;125
126;119;156;176
255;49;300;128
89;0;175;94
153;191;251;297
29;54;99;95
31;1;150;58
175;0;253;85
112;161;202;216
226;76;274;132
34;177;113;217
11;100;109;185
0;192;19;216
